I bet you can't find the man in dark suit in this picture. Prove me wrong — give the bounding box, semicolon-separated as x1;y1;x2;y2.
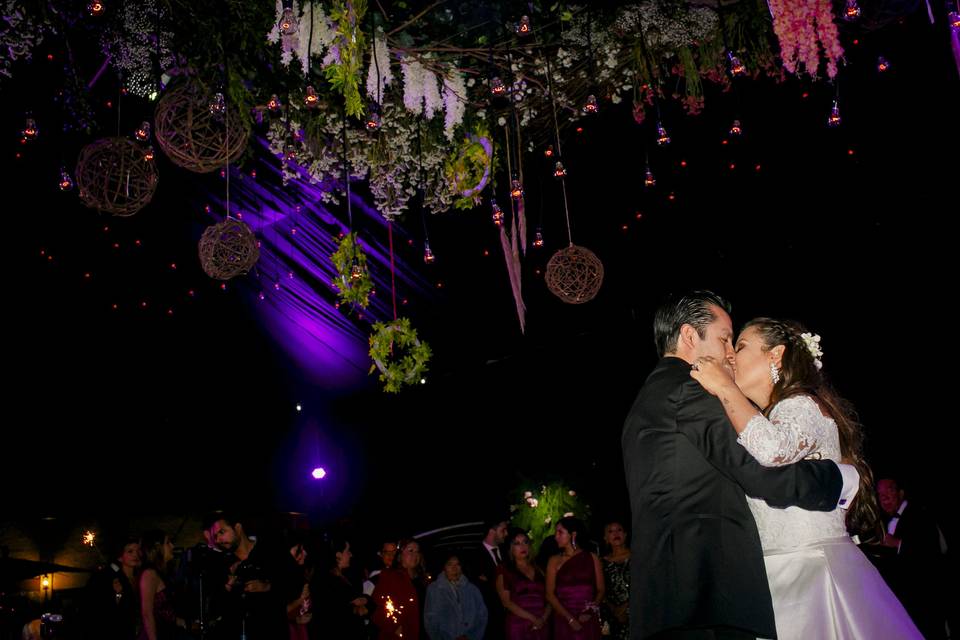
468;518;508;640
871;477;950;639
622;291;858;640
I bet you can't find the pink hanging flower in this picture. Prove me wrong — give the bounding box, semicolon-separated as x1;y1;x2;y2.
768;0;844;79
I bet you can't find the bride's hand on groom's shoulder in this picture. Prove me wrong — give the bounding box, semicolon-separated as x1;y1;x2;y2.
690;356;736;396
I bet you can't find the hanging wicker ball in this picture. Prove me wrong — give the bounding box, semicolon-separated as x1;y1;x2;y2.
545;244;604;304
198;218;260;280
154;82;249;173
75;137;158;216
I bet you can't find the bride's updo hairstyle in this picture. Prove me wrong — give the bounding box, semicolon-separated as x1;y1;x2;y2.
742;317;882;543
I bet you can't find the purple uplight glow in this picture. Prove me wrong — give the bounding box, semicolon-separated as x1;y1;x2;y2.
196;136;435;390
311;467;327;479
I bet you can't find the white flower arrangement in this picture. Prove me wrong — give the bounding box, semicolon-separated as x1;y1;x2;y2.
800;332;824;369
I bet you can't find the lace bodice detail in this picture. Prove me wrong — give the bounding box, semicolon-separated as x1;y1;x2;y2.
740;395;848;550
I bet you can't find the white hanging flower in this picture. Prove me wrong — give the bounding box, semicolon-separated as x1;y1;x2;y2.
366;29;393;101
422;67;442;119
269;2;338;76
544;516;552;524
568;490;577;496
401;56;426;114
524;491;533;499
441;68;467;140
526;497;539;508
564;512;574;518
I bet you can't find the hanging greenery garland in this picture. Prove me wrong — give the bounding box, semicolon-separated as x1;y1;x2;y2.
368;317;431;393
331;232;373;307
325;0;368;118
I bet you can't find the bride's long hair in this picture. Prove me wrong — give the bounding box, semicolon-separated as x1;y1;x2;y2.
743;317;883;543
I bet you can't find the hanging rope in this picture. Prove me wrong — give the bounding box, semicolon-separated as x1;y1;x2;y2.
545;53;573;247
416;103;429;244
388;222;398;320
341;108;353;229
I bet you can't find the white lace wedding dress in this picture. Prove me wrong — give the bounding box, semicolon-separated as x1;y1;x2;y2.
740;395;922;639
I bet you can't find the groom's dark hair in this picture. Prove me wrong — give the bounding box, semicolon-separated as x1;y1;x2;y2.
653;290;732;357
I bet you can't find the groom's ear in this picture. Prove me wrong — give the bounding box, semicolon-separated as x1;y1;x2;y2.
679;323;698;349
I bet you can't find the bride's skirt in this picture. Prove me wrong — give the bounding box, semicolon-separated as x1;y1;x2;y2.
763;536;923;639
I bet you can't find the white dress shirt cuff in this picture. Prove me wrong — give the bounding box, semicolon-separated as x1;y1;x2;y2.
836;463;860;510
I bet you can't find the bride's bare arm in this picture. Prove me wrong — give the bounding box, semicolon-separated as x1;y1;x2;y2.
690;357;760;434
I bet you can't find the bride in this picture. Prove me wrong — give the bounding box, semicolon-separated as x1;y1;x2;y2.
691;317;921;639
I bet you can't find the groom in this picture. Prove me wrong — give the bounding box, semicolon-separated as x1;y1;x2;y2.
622;291;859;639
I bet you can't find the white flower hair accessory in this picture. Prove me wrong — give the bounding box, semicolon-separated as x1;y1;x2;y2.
800;332;823;370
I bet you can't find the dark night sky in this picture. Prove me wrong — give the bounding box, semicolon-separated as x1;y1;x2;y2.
3;3;957;539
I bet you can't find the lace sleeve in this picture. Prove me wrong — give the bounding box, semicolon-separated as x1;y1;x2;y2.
737;395;827;467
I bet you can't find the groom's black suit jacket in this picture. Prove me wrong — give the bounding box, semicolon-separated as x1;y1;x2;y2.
622;357;843;639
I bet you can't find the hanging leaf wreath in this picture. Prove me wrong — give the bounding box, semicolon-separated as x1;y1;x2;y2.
508;482;593;557
368;317;431;393
331;232;373;308
445;129;494;210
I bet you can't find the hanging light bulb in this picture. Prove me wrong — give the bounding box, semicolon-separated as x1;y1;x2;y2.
582;94;599;114
727;51;747;77
876;56;890;73
533;228;544;248
843;0;861;21
490;76;507;97
516;15;531;36
553;161;567;179
22;118;38;140
827;100;842;127
949;11;960;31
267;94;282;112
544;145;554;158
656;122;671;146
644;166;656;188
87;1;104;16
350;258;364;280
510;177;524;200
208;92;226;117
423;241;436;264
729;119;742;136
365;104;382;132
59;167;74;191
278;6;298;35
134;121;151;142
144;146;155;161
491;201;504;226
303;85;320;109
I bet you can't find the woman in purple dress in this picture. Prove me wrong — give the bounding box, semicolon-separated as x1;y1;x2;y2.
545;518;604;640
496;529;551;639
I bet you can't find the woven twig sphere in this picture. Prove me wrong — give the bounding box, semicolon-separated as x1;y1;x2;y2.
155;82;249;173
198;218;260;280
545;244;604;304
75;137;158;216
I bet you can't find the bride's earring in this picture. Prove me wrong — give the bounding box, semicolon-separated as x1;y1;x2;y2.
769;362;781;384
